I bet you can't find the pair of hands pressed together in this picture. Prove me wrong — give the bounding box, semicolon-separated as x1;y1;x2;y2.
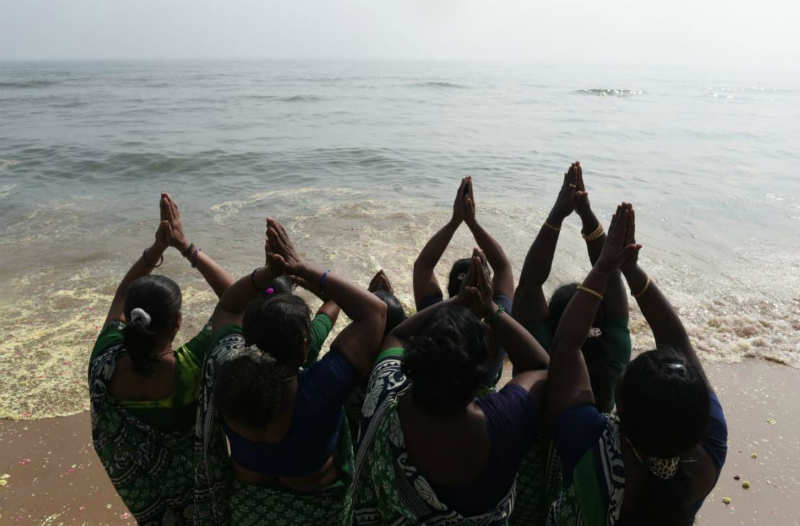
454;248;496;319
152;193;191;255
450;176;478;228
595;202;641;275
551;161;592;222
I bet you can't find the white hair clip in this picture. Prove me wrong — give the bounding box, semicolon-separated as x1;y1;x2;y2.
130;307;152;329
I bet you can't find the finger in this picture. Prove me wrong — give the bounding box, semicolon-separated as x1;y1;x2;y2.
621;244;642;265
610;204;627;243
160;196;169;221
625;205;635;245
628;206;636;244
267;228;283;251
576;162;585;191
169;194;179;220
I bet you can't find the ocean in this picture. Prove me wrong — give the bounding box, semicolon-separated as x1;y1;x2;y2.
1;59;798;419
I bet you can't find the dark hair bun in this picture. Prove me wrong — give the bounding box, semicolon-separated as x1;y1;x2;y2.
402;304;488;416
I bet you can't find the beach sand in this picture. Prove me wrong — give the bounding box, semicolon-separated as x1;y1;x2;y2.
0;360;798;525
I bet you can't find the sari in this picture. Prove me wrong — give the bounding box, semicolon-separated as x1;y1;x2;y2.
545;416;625;526
193;330;355;526
89;322;210;525
353;349;516;526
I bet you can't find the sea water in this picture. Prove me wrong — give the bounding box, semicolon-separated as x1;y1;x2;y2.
1;60;798;418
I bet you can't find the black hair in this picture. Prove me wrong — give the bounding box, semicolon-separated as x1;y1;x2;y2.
447;258;473;298
122;275;182;376
618;347;711;458
265;275;293;296
242;293;311;368
548;282;613;411
616;347;712;525
372;289;407;336
402;304;489;416
214;347;295;429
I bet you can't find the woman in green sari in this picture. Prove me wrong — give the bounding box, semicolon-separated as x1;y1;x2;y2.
194;218;387;526
89;194;234;524
546;203;728;526
354;249;550;526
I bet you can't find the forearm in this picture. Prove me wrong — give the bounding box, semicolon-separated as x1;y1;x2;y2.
622;264;692;356
219;266;278;314
466;220;513;296
553;268;611;356
192;250;235;299
295;263;385;323
317;300;340;325
105;243;166;324
518;209;564;288
486;305;549;372
414;220;459;274
390;299;454;344
578;209;603;265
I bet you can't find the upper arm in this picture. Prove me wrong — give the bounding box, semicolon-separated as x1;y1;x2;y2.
413;259;443;309
90;322;126;362
553;405;607;483
316;301;340;326
183;324;214;362
490;255;514;299
546;338;595;419
104;294;127;327
305;313;334;366
512;282;548;328
329;303;387;377
508;369;548;398
211;304;243;336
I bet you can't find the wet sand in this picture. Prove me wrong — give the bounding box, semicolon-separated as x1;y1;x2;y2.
0;360;798;525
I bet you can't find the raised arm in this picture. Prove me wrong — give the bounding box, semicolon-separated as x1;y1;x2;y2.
161;193;234;298
512;163;579;326
413;178;467;306
573;166;629;323
104;222;169;326
457;249;550;384
268;219;386;376
547;203;640;418
620;214;700;374
462;177;514;298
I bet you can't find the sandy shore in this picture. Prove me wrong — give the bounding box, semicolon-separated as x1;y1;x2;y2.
0;360;798;525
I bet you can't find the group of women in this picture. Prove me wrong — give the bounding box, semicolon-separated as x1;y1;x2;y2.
89;163;727;526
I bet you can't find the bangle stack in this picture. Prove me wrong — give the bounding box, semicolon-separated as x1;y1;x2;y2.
142;248;164;268
582;224;604;242
577;284;604;300
632;276;652;298
543;221;561;232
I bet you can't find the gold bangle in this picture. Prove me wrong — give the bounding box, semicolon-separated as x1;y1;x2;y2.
544;221;560;232
582;224;604;242
577;284;604;300
632;276;651;298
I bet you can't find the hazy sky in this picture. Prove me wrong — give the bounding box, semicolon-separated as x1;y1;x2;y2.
2;0;798;70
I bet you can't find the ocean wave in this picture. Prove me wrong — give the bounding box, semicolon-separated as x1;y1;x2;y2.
412;81;470;89
0;159;18;171
576;88;643;97
279;94;325;103
0;79;61;89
